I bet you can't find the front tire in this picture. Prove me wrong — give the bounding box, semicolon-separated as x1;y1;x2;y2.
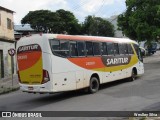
88;77;99;93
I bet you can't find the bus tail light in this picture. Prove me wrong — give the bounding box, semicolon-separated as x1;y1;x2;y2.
17;71;21;83
42;69;50;84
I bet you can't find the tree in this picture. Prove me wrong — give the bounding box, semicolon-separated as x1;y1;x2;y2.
55;9;81;34
21;10;59;33
21;9;81;34
82;15;115;37
117;0;160;43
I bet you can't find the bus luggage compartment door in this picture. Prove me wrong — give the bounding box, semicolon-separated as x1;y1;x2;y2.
76;71;84;89
53;72;76;91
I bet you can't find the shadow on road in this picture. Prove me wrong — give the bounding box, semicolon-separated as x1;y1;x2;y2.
22;79;131;109
142;102;160;111
0;78;138;111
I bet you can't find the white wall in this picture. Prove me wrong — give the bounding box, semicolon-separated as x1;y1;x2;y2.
0;41;16;78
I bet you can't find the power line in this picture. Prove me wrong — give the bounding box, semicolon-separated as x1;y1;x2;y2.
71;1;90;11
94;0;105;16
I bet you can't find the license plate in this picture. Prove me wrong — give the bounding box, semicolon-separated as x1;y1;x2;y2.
28;86;34;90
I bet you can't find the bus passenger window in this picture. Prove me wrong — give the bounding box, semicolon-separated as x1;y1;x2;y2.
50;39;69;57
128;44;134;54
50;39;61;56
101;42;107;55
77;42;85;56
60;40;69;57
119;43;128;55
107;42;114;55
133;44;139;55
70;41;78;57
51;39;60;50
114;43;119;55
93;42;101;55
86;42;93;56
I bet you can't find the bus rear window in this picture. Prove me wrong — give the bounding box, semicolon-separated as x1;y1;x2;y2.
50;39;69;57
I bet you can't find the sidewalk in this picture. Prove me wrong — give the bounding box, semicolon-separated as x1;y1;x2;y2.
0;74;19;94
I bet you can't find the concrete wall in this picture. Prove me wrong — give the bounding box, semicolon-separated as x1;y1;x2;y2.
0;41;16;78
0;8;15;79
0;10;14;40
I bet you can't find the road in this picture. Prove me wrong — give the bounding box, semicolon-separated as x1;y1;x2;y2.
0;52;160;119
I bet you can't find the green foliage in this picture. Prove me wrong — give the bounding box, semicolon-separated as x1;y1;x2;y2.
82;15;115;37
21;9;114;36
21;10;57;33
117;0;160;42
21;9;81;34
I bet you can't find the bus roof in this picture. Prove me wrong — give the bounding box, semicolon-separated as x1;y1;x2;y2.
20;34;138;44
47;34;137;44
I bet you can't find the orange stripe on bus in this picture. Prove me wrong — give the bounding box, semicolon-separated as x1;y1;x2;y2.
68;57;105;69
57;35;115;42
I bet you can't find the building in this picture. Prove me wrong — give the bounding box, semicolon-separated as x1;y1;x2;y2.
107;15;126;38
0;6;16;79
14;24;36;40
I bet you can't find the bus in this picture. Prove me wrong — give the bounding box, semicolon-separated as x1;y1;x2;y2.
16;34;144;94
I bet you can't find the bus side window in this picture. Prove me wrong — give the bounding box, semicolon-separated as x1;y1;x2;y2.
77;42;85;56
133;44;143;61
60;40;69;57
93;42;101;56
86;42;93;56
70;41;78;57
101;42;107;55
107;42;114;55
114;43;119;55
133;44;139;55
50;39;61;56
119;43;128;55
51;39;60;51
128;44;134;54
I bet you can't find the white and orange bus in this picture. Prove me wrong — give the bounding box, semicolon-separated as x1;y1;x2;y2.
16;34;144;93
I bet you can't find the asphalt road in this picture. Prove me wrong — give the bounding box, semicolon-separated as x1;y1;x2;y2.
0;52;160;119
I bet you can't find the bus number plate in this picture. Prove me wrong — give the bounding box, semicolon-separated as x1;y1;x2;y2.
28;86;34;90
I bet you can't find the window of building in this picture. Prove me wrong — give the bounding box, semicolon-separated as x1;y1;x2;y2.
7;18;12;29
77;42;85;56
86;42;93;56
107;42;114;55
70;41;78;57
93;42;101;55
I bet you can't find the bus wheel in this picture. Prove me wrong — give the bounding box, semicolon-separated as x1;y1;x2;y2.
88;77;99;93
129;69;137;81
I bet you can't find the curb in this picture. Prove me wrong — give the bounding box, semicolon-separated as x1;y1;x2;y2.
0;86;20;95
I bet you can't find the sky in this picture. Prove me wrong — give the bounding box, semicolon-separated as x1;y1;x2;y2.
0;0;126;24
